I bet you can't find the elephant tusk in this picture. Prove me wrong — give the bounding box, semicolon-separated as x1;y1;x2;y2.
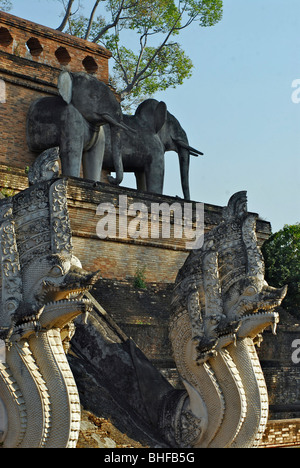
173;138;204;156
101;114;137;134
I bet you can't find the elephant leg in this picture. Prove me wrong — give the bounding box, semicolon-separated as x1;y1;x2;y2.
135;172;147;192
82;128;105;182
145;160;164;195
107;127;124;185
60;107;85;178
60;141;83;178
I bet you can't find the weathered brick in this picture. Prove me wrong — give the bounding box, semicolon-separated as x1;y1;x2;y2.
0;11;111;170
0;166;272;283
261;419;300;448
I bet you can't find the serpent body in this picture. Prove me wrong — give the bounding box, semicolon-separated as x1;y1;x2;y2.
162;192;287;448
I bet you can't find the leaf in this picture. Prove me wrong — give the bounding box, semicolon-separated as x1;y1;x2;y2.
262;223;300;315
0;0;12;12
57;0;223;108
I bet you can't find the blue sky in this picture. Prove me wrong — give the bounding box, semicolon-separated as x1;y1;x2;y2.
8;0;300;232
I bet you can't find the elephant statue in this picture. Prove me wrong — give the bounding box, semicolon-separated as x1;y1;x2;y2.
102;99;203;200
27;71;133;185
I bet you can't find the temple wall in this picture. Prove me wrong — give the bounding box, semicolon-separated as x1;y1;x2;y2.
0;165;272;283
0;11;110;169
0;11;298;448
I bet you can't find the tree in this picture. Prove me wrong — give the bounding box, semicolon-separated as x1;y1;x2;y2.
0;0;12;12
56;0;223;108
262;224;300;315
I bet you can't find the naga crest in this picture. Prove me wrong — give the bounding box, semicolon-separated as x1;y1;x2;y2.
160;192;287;448
0;153;99;448
172;191;287;362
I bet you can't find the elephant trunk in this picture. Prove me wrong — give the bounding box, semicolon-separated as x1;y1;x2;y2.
178;146;191;200
172;137;203;200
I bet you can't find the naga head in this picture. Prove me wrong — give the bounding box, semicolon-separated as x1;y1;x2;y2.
21;253;97;306
28;147;60;186
174;191;287;364
0;176;100;344
218;194;287;341
20;252;99;335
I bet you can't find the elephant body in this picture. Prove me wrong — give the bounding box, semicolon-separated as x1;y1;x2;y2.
27;95;105;180
27;72;131;185
103;108;166;195
27;80;201;199
103;99;203;200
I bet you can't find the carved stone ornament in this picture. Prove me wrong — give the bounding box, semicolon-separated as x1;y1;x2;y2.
160;191;287;448
0;150;287;451
0;162;99;448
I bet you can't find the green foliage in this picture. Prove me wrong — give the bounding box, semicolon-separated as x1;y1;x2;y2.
262;224;300;314
5;0;223;106
0;171;16;198
0;187;15;198
59;0;223;108
133;266;147;289
108;41;194;108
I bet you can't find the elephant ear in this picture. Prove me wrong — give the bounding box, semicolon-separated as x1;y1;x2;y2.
58;71;73;104
135;99;167;133
154;101;167;133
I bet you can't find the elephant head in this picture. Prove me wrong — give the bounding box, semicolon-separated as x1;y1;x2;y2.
134;99;168;134
57;71;133;185
134;99;203;200
161;112;203;201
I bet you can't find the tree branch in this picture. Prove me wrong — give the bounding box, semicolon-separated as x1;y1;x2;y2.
92;0;126;42
114;39;130;87
84;0;101;40
133;30;148;78
57;0;75;31
120;15;181;97
119;1;202;98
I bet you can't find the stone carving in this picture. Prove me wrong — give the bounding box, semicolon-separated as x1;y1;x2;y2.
0;168;99;447
0;157;287;449
27;84;201;200
160;191;287;448
28;147;60;185
103;99;203;200
27;71;134;186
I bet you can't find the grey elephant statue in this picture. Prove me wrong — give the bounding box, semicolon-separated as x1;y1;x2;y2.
27;71;133;185
103;99;203;200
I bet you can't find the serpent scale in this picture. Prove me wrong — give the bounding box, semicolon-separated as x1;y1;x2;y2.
0;362;26;448
29;329;81;448
165;192;287;448
4;340;51;448
228;338;269;448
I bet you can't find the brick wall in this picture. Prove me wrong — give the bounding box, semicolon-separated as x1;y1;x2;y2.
261;419;300;448
0;13;297;448
0;12;273;283
258;311;300;421
0;11;110;169
68;179;271;282
1;170;299;448
0;165;272;283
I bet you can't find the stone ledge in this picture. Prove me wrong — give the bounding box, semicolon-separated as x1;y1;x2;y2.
261;419;300;448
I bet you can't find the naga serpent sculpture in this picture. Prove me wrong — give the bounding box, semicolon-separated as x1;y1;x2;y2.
0;148;287;449
159;191;287;448
0;150;99;448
